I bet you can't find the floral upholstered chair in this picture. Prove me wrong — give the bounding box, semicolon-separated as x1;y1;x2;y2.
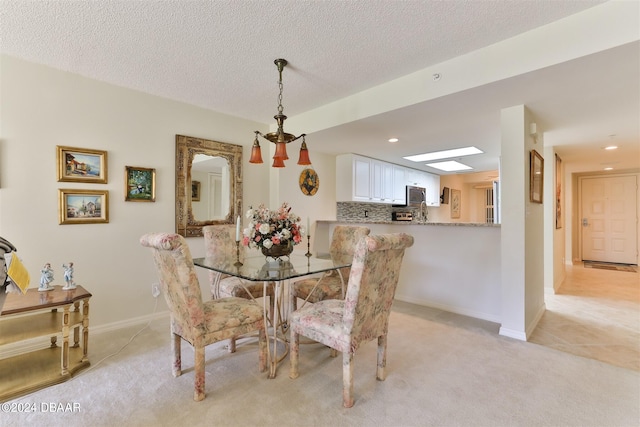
140;232;267;401
289;233;414;408
203;225;275;352
290;225;370;311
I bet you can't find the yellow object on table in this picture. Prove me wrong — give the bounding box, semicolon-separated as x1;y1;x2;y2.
7;253;30;294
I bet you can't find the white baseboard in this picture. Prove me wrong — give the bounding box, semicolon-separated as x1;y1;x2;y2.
498;303;546;342
498;327;527;341
525;303;546;340
394;294;502;324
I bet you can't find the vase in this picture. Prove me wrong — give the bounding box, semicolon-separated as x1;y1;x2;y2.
261;241;294;259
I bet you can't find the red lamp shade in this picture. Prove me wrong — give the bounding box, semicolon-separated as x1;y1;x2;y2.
272;156;285;168
249;140;263;164
297;141;311;165
274;141;289;160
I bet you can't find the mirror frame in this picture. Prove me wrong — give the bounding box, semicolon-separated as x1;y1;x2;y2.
175;134;243;237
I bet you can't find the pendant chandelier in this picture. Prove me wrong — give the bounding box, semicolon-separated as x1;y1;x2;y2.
249;59;311;168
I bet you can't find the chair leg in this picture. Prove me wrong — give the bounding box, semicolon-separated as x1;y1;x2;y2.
258;326;267;372
194;345;205;401
343;351;354;408
171;332;182;377
377;334;387;381
228;337;236;353
289;329;300;379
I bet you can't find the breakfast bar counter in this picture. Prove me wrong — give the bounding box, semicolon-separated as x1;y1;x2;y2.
315;220;502;323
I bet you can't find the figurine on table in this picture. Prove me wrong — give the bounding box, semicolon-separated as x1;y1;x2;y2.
39;262;54;292
62;262;76;290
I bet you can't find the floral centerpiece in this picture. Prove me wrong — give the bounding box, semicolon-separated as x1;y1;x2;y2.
243;203;304;258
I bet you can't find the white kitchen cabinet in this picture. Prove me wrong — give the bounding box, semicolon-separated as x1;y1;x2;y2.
352;155;372;201
337;154;401;204
337;154;373;202
423;172;441;206
392;165;406;204
405;168;423;187
370;159;384;201
336;154;438;205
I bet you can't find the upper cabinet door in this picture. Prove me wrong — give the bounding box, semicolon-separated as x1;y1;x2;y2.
337;154;376;202
392;165;406;204
423;173;441;206
353;155;372;201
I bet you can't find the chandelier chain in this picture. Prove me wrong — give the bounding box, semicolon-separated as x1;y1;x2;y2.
277;77;284;115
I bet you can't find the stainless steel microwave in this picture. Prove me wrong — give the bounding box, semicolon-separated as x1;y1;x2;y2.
406;185;426;207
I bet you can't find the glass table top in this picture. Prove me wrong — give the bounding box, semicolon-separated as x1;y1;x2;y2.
193;253;350;282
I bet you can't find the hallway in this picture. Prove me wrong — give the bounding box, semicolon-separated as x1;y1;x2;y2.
529;262;640;371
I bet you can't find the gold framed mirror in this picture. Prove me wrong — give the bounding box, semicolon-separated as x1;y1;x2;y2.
175;135;243;237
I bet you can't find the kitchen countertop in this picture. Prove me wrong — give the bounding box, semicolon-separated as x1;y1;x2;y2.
317;219;500;227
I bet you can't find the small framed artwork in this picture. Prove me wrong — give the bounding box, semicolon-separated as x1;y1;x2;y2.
450;189;461;219
299;167;320;196
191;180;201;201
125;166;156;202
59;189;109;224
530;150;544;204
57;146;108;184
555;154;562;228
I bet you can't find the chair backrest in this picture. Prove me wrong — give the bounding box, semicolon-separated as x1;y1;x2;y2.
329;226;370;276
203;225;243;260
342;233;414;346
202;225;243;288
140;233;204;339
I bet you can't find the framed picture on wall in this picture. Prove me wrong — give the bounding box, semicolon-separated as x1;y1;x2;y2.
530;150;544;204
57;146;108;183
555;154;562;228
125;166;156;202
450;189;461;218
191;180;201;202
58;189;109;224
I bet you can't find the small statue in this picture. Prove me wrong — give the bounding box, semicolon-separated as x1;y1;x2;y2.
62;262;76;290
39;262;54;292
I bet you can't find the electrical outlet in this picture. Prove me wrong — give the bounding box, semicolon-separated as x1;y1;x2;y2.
151;283;160;298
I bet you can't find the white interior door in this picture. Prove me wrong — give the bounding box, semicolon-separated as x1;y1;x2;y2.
581;175;638;264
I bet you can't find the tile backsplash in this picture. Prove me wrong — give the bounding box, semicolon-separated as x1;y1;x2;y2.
336;202;420;222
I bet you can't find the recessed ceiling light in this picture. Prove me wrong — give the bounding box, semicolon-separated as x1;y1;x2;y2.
403;146;483;162
604;167;614;170
604;145;618;150
388;138;399;143
426;161;473;172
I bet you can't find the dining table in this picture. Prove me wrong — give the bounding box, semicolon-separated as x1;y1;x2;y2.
193;251;350;378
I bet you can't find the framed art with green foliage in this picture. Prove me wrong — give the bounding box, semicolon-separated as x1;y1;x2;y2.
125;166;156;202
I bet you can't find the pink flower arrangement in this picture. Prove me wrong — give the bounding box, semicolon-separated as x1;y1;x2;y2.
242;203;304;250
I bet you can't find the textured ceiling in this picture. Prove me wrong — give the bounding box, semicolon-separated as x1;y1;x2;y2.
1;0;638;174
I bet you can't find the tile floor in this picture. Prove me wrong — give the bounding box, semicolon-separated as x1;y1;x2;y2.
529;262;640;371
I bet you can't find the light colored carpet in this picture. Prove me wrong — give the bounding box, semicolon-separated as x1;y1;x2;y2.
3;300;639;427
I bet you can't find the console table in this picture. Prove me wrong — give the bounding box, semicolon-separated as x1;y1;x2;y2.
0;285;91;402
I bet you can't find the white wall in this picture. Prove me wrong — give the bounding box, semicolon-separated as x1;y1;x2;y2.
318;221;501;321
271;150;338;254
0;55;345;330
0;55;276;327
499;105;545;340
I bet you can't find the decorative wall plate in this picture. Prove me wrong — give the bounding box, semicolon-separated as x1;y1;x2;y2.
299;168;319;196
